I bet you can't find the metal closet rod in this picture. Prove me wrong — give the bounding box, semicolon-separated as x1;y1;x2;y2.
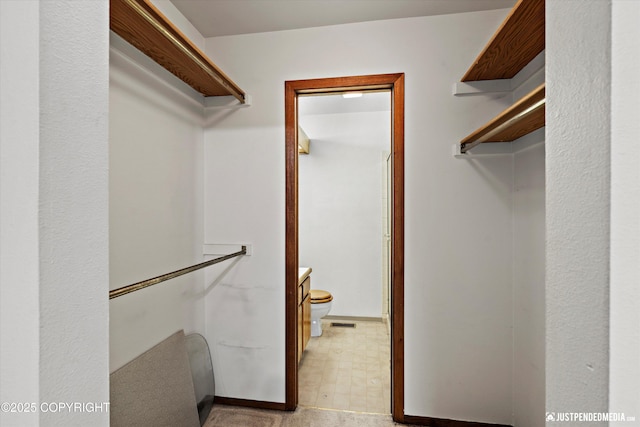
109;246;247;300
461;98;545;153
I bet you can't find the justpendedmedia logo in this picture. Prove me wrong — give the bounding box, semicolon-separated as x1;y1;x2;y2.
545;412;635;422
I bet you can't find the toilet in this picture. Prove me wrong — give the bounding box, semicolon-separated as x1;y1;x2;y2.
310;289;333;337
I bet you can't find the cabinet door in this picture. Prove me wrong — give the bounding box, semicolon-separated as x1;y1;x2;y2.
297;302;303;362
303;294;311;351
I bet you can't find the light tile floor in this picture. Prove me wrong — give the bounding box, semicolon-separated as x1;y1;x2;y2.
298;318;391;414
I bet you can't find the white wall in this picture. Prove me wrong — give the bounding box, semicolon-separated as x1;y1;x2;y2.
610;0;640;421
0;1;110;426
203;10;514;423
109;38;206;371
546;0;611;418
0;3;41;425
298;109;389;318
513;138;545;426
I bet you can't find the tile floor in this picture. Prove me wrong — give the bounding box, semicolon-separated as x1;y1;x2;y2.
298;318;391;414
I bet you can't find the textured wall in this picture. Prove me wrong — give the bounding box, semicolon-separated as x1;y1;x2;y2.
0;1;110;426
38;2;110;425
546;0;611;418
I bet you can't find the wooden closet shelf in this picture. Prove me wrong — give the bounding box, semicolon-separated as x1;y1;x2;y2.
461;0;545;82
461;83;545;150
110;0;246;102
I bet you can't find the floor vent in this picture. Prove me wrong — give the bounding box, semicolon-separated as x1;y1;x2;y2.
331;322;356;328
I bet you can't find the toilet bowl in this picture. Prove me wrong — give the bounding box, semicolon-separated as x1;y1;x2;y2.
310;289;333;337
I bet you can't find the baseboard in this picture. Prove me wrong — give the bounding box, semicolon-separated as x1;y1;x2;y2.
212;397;513;427
213;396;287;411
403;414;512;427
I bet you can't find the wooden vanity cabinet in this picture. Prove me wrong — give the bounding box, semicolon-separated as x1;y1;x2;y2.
298;276;311;361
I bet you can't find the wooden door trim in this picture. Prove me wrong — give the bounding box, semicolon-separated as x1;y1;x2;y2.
284;73;405;422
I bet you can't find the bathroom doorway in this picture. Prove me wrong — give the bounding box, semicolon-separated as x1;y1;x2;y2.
284;74;405;422
297;90;391;414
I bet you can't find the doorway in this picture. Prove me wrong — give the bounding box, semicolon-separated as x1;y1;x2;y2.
284;74;405;422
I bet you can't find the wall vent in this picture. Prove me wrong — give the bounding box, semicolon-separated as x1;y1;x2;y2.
330;322;356;328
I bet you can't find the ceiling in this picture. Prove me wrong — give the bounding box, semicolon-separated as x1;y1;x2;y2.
170;0;517;38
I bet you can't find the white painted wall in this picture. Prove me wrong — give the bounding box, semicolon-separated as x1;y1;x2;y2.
546;0;611;418
610;0;640;422
109;39;206;371
0;3;41;425
1;1;110;426
298;108;389;318
202;10;514;423
513;137;545;426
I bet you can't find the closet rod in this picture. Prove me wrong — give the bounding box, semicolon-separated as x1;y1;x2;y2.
461;98;545;153
109;246;246;299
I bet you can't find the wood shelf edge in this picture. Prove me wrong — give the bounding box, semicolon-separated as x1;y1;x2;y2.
461;83;545;146
110;0;246;102
461;0;545;82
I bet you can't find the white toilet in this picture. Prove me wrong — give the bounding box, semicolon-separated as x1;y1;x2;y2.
310;289;333;337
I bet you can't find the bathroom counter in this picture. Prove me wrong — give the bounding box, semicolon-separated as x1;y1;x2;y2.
298;267;312;285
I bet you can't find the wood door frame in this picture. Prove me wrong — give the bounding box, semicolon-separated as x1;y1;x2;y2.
285;73;405;422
